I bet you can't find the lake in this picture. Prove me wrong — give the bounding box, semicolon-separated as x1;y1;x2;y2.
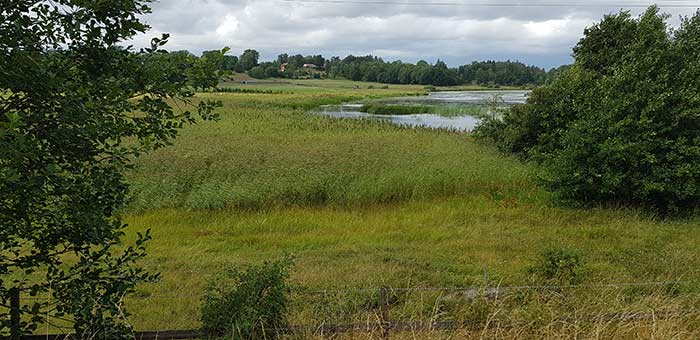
313;90;530;132
425;90;530;104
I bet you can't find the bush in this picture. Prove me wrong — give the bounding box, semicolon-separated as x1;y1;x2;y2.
247;65;267;79
529;248;586;285
475;7;700;214
474;66;599;158
201;257;293;339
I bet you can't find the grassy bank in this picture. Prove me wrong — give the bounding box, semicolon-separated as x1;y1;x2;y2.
359;102;490;118
119;79;700;335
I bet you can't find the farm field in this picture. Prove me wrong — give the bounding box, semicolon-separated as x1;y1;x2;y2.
122;79;700;335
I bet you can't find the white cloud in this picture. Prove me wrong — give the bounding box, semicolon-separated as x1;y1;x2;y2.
216;14;240;37
124;0;699;68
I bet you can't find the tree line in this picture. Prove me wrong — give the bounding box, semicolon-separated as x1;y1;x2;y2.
325;56;462;86
458;60;548;86
165;48;561;87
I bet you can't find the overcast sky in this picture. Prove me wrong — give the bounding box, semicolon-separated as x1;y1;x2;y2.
126;0;699;69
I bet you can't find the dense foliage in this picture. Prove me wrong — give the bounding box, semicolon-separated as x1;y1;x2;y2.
200;48;258;73
326;56;461;86
475;7;700;213
0;0;220;337
201;258;293;339
188;48;556;86
458;60;547;86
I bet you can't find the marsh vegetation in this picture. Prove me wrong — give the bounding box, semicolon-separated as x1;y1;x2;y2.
116;79;700;335
4;2;700;338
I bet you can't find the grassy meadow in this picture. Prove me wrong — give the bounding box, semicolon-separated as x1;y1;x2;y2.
120;79;700;336
127;80;530;211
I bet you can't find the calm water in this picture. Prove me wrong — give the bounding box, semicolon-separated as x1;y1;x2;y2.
316;105;481;131
426;90;530;104
312;90;530;132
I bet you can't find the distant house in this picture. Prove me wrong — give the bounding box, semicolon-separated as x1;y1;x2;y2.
280;63;289;72
302;64;319;69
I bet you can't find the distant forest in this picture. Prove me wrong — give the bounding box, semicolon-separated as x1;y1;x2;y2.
183;48;564;87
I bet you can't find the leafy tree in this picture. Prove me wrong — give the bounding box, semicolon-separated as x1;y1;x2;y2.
264;64;281;78
248;65;267;79
202;50;224;68
458;60;547;86
287;54;302;68
0;0;222;337
222;55;239;71
243;50;546;86
476;6;700;213
276;53;289;65
572;11;638;75
192;48;230;91
545;64;573;83
475;65;599;157
239;49;260;71
324;55;460;86
311;54;325;68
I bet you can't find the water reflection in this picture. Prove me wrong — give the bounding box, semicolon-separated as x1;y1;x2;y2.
311;90;530;132
315;105;481;132
426;90;530;104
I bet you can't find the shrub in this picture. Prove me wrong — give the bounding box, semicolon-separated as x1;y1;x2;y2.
201;257;293;339
247;65;267;79
529;248;586;285
474;66;599;158
475;6;700;214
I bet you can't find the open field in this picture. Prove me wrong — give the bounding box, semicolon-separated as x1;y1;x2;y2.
127;82;531;212
120;79;700;335
218;77;430;93
125;198;700;331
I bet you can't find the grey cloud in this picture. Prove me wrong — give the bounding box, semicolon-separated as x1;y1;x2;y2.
126;0;699;69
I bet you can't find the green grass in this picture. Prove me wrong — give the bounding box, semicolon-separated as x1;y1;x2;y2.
215;87;292;94
360;102;435;115
127;84;530;212
117;78;700;334
431;104;493;118
359;102;491;118
123;197;700;330
218;78;429;93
